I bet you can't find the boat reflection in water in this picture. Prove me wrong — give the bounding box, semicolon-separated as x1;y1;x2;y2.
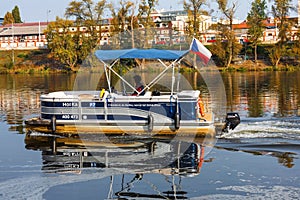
25;132;210;199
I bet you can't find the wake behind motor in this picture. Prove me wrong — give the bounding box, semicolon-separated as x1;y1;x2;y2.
222;112;240;133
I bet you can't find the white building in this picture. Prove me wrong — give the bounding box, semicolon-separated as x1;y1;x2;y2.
150;10;217;44
0;22;48;49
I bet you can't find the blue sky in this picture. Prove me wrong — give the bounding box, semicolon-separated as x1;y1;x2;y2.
0;0;298;23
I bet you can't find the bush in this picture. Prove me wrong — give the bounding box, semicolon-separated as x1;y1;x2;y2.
28;69;35;74
32;50;44;55
5;62;14;69
17;53;29;59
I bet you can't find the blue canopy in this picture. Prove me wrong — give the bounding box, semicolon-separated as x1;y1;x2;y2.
95;48;189;61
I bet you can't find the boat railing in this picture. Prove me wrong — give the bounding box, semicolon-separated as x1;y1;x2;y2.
41;90;202;104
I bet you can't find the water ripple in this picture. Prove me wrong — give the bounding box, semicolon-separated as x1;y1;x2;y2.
220;117;300;140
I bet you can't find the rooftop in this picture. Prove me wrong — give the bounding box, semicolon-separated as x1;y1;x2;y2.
0;22;48;36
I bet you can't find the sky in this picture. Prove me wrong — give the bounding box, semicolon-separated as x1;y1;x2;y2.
0;0;299;23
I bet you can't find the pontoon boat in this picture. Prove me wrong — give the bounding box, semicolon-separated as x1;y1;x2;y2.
25;48;240;136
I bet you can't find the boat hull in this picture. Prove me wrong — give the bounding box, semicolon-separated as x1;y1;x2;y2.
25;118;216;137
25;90;216;137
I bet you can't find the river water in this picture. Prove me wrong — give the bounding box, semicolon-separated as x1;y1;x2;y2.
0;71;300;199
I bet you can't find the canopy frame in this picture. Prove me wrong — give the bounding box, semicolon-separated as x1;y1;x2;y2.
95;49;189;96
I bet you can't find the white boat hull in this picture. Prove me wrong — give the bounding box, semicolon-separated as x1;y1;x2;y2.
25;90;216;136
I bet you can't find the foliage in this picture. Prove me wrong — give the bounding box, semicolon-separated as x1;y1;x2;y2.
109;0;134;33
247;0;267;63
215;0;237;67
210;40;227;66
137;0;158;48
210;1;242;68
271;0;294;43
45;17;80;70
107;0;159;49
210;39;242;67
268;45;284;67
183;0;207;39
3;6;22;25
65;0;107;48
269;0;294;67
45;0;107;70
138;0;157;28
5;62;14;69
3;12;14;25
12;6;22;23
108;0;139;48
292;30;300;61
17;53;29;59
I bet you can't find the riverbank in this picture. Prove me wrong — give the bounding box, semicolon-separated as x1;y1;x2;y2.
0;50;299;74
226;59;300;72
0;49;65;74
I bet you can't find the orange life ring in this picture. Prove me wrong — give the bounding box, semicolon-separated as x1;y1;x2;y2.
198;98;205;117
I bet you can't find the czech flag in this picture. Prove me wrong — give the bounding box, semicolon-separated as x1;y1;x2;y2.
190;38;212;65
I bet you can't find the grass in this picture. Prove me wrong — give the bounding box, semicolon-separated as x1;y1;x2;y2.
0;49;299;74
0;49;63;74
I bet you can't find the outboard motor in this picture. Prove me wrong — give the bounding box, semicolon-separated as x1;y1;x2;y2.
222;112;240;133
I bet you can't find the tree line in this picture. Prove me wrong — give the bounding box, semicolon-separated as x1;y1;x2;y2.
2;0;300;70
210;0;299;68
45;0;159;71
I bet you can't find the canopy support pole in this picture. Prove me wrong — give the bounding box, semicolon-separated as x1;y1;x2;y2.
144;58;184;95
100;60;137;94
100;59;118;93
99;56;185;96
171;63;175;96
176;61;181;93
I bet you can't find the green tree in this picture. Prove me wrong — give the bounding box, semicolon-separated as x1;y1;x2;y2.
45;0;107;70
247;0;267;63
3;12;14;25
109;0;134;33
129;2;139;48
109;0;138;48
291;29;300;62
12;6;22;23
138;0;158;48
211;0;241;67
183;0;207;39
210;22;242;67
216;0;237;67
269;0;294;67
45;17;79;70
65;0;107;49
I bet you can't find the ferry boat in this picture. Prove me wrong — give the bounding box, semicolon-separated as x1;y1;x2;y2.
25;45;240;136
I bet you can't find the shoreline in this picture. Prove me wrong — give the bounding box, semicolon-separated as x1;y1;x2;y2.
0;49;299;74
